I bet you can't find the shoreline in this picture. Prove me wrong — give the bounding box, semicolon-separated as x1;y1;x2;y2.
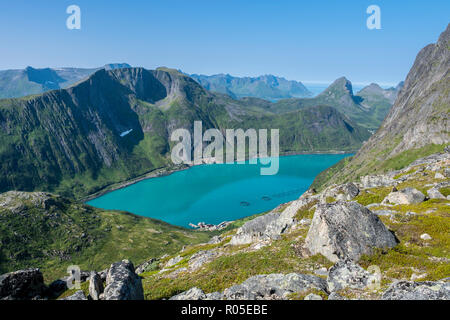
81;150;354;203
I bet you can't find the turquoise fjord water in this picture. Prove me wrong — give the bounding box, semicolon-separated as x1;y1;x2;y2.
87;154;350;228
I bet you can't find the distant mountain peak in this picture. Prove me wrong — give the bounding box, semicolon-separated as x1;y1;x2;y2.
103;63;132;70
189;73;312;100
318;76;354;97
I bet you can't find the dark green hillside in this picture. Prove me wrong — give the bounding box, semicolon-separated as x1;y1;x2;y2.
232;105;371;153
0;191;210;281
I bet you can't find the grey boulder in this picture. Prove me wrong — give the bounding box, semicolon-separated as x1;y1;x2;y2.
0;268;46;300
360;175;395;188
169;287;224;300
88;272;104;300
304;293;323;300
321;183;360;202
61;290;87;300
103;260;144;300
328;292;347;300
304;201;398;262
383;188;425;205
327;260;376;292
382;281;450;300
169;287;206;300
223;273;327;300
230;197;317;245
427;188;446;199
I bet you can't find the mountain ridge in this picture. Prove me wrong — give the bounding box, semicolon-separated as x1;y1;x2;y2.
190;73;313;100
0;63;131;99
312;23;450;190
0;67;370;198
270;76;402;130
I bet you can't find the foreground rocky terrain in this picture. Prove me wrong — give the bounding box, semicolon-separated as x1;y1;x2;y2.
1;148;447;300
137;149;449;300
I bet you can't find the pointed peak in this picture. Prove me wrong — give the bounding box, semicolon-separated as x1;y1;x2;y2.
319;76;354;97
360;83;383;93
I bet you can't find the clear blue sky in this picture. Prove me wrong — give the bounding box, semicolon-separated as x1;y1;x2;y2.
0;0;448;85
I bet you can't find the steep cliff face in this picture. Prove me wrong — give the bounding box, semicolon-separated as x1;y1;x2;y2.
0;69;167;197
363;25;449;155
312;24;450;189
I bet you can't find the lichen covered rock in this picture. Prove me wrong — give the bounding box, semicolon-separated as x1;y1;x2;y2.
0;268;46;300
103;260;144;300
304;201;398;262
382;281;450;300
222;273;327;300
383;188;425;205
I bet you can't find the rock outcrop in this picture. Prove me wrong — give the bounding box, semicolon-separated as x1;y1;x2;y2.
222;273;327;300
383;188;425;205
88;272;104;300
103;260;144;300
360;174;396;188
382;280;450;300
169;287;207;300
167;273;329;301
61;290;88;300
304;201;398;262
0;268;46;300
427;187;446;199
304;293;323;300
320;183;360;201
327;260;376;292
230;196;317;245
135;258;156;274
169;287;224;300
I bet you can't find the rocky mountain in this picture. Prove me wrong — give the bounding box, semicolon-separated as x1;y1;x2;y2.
190;73;313;100
0;67;370;198
269;77;402;131
312;23;450;190
0;63;131;98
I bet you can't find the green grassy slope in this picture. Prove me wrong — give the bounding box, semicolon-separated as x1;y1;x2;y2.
0;191;211;282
